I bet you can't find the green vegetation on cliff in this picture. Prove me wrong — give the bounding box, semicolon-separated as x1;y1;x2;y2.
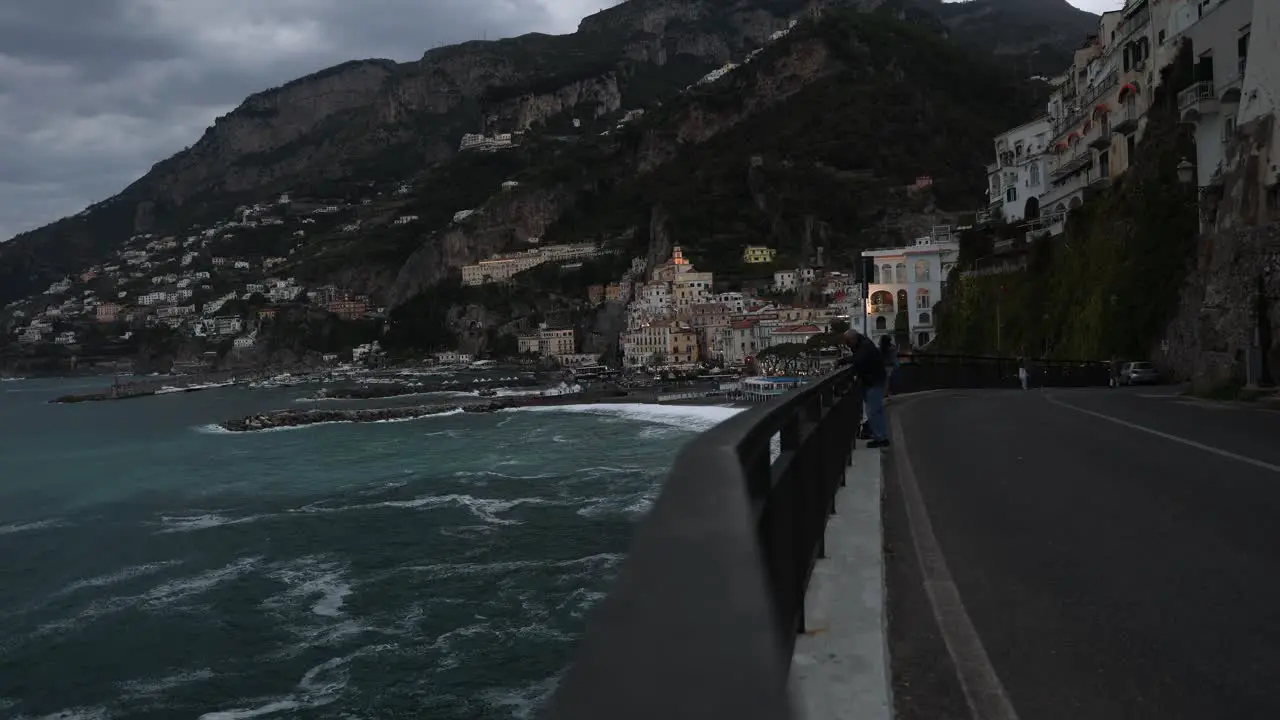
936;47;1199;360
541;10;1043;276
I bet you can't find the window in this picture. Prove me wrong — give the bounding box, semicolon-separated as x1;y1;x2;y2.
1006;187;1018;202
1158;29;1166;45
870;290;894;312
1029;162;1041;186
916;289;931;309
895;263;907;283
881;264;892;282
917;332;930;346
875;316;887;330
897;289;909;311
918;312;931;324
914;260;930;282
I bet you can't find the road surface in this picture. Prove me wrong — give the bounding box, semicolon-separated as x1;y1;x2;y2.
885;386;1280;720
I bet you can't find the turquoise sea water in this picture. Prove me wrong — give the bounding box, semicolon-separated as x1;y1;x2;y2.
0;377;739;719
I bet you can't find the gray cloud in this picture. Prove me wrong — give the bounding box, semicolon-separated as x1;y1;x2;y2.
0;0;602;242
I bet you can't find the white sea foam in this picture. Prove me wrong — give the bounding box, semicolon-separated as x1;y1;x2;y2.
118;668;216;699
159;513;264;533
13;706;111;720
480;676;561;720
56;560;186;596
510;402;742;432
262;556;354;618
34;557;263;638
0;519;65;536
197;651;361;720
292;493;551;525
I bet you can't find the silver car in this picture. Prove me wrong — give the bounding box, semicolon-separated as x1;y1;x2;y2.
1121;361;1159;385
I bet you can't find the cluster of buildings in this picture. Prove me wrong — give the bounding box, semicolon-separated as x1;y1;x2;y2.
458;132;520;152
986;0;1278;235
4;196;382;352
688;18;800;91
612;246;866;368
460;242;603;285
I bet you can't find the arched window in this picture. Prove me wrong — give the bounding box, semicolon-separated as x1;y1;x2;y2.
895;263;907;283
917;331;931;346
871;264;879;283
918;312;931;324
881;264;892;283
897;289;909;311
1029;162;1041;186
875;316;887;330
916;288;931;309
869;290;894;313
914;260;930;282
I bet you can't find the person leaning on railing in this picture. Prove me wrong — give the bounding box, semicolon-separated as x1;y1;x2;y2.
836;327;890;449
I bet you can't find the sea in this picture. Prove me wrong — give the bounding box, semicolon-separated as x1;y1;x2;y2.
0;376;741;720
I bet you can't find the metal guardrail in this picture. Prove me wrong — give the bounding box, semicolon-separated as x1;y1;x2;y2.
893;353;1111;391
540;355;1110;719
541;365;864;720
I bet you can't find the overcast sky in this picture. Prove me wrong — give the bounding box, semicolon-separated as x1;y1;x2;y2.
0;0;1113;243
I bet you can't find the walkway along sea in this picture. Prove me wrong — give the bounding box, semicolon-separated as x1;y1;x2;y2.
0;377;744;719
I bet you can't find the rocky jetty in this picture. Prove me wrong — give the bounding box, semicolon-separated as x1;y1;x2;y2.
313;375;540;400
52;387;156;403
219;399;523;432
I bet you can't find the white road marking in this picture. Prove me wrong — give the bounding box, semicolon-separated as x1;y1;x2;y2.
890;411;1020;720
1045;395;1280;473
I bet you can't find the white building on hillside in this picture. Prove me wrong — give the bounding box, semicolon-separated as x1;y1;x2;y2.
1174;0;1255;187
861;228;960;349
986;117;1053;224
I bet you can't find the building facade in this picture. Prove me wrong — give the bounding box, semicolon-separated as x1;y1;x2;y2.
861;231;960;348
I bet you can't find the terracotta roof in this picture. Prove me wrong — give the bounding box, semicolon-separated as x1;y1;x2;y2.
730;319;758;330
773;324;822;334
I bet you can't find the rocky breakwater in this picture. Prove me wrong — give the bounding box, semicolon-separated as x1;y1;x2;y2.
313;374;541;400
220;399;525;432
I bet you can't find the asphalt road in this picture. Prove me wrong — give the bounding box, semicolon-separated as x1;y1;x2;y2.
886;387;1280;720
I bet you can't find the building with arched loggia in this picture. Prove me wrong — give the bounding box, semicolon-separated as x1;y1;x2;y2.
860;228;960;350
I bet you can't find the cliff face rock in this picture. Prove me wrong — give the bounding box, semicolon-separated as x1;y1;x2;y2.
1160;114;1280;386
636;35;834;172
499;74;624;130
387;186;574;306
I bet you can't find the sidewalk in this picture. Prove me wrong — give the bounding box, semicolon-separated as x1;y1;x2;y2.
790;448;890;720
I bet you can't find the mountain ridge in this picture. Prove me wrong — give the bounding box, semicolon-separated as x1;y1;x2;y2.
0;0;1095;310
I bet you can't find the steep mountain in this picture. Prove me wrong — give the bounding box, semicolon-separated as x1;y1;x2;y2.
896;0;1099;74
0;0;1095;336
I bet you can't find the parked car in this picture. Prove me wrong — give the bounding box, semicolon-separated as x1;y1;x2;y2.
1121;361;1160;385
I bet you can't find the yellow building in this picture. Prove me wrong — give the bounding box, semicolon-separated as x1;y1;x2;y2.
516;327;576;357
669;326;700;365
742;245;777;264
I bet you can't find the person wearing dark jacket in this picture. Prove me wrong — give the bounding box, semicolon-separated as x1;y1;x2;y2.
837;328;889;448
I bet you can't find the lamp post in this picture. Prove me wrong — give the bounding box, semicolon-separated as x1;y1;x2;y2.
1176;158;1195;186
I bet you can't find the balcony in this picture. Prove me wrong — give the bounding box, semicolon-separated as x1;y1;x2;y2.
1087;120;1112;150
1113;103;1141;134
1178;81;1218;123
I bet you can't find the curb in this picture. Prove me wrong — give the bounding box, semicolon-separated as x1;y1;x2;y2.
789;448;891;719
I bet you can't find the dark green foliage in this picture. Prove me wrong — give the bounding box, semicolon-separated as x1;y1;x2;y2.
543;10;1040;278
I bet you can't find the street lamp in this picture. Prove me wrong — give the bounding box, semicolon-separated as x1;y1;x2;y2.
1176;157;1195;185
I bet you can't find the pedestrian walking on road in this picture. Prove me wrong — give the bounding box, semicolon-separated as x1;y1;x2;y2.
1018;356;1029;391
839;328;889;448
879;335;899;399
